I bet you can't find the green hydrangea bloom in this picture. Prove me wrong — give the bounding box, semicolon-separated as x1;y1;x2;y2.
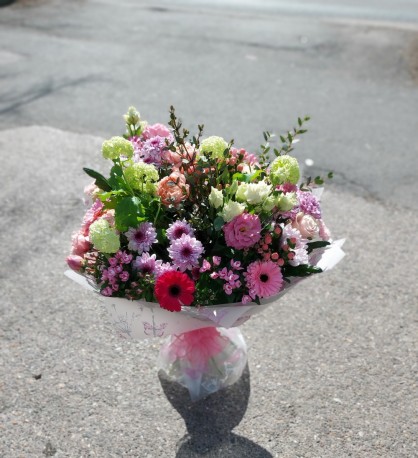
102;136;134;160
269;154;300;185
124;162;159;193
200;136;228;160
89;219;120;253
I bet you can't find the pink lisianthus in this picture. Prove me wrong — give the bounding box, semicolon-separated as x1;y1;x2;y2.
66;254;84;271
142;123;173;140
223;213;262;250
158;172;190;207
71;232;90;256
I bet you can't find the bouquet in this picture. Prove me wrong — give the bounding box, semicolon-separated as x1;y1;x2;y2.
66;106;344;400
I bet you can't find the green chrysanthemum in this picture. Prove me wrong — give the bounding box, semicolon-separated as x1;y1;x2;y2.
124;162;159;193
200;136;228;160
102;136;134;160
269;154;300;185
89;219;120;253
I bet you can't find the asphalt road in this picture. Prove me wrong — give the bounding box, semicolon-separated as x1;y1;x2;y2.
1;1;417;457
0;0;418;209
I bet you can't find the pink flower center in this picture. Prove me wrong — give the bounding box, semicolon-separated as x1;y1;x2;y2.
174;228;186;238
260;274;269;283
181;246;192;257
135;231;145;242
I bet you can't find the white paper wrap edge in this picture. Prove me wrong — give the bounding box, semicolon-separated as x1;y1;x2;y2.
65;239;345;339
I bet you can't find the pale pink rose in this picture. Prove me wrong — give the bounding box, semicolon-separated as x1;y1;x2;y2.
157;172;190;206
142;123;172;140
292;212;319;239
164;143;197;171
318;219;331;241
66;254;84;271
223;213;261;250
71;232;90;256
162;149;183;169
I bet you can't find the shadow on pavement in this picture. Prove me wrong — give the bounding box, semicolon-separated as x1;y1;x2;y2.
159;364;273;457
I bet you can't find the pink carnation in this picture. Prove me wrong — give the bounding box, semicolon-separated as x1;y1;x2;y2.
223;213;262;250
81;199;104;236
142;123;173;140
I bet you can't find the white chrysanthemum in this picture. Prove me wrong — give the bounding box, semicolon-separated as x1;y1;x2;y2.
208;187;224;209
221;200;246;222
244;180;272;205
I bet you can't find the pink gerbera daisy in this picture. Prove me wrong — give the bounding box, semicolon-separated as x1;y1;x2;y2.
245;260;283;298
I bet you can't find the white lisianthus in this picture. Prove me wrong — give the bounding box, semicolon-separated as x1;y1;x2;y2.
208;187;224;209
221;200;246;222
276;192;298;211
262;195;276;211
244;180;272;205
235;183;248;202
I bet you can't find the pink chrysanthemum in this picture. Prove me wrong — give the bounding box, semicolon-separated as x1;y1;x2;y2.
166;219;195;242
245;260;283;298
125;222;157;253
133;252;162;276
168;234;204;271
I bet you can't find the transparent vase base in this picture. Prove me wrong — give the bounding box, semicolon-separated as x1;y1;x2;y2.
157;326;247;401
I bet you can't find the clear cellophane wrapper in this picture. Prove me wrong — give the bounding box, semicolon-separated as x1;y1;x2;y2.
65;239;345;400
157;326;247;401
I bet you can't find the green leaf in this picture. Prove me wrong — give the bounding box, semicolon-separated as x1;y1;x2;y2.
283;264;323;277
307;240;330;253
314;176;324;185
213;216;225;231
328;171;334;179
83;168;112;192
108;164;129;191
115;196;145;232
